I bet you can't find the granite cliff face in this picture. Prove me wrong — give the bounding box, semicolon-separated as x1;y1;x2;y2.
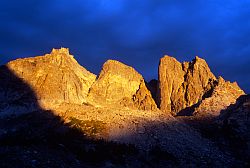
158;56;216;114
1;48;96;110
88;60;157;110
157;55;244;116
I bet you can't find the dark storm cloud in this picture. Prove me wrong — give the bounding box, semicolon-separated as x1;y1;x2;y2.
0;0;249;92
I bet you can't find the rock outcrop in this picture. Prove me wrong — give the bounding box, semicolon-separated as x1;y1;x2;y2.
194;76;245;117
157;55;245;116
158;56;216;114
219;94;250;138
88;60;157;110
218;94;250;160
219;94;250;131
1;48;96;110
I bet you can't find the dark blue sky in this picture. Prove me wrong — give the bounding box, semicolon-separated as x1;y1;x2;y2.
0;0;249;93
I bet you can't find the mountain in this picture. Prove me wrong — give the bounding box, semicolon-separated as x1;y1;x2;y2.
0;48;96;116
0;48;158;118
157;55;245;117
88;60;157;110
0;48;249;167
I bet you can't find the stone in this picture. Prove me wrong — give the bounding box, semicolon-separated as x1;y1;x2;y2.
157;56;186;113
222;94;250;132
218;94;250;159
88;60;157;110
184;56;217;107
157;55;216;115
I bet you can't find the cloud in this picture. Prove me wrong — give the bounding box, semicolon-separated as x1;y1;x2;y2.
0;0;249;92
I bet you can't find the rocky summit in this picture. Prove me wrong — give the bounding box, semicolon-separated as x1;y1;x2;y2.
0;48;249;167
0;48;158;116
157;55;245;116
88;60;157;110
0;48;96;111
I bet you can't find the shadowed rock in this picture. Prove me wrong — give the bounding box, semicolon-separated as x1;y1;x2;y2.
0;65;41;117
217;95;250;161
146;79;158;105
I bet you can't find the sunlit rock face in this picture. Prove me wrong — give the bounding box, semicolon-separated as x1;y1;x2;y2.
158;56;216;114
1;48;244;116
88;60;158;110
157;55;245;116
0;48;157;113
194;76;245;117
4;48;96;108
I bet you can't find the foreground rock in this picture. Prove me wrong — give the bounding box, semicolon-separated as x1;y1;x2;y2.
218;94;250;160
0;103;237;167
219;95;250;136
0;48;96;117
157;55;244;117
88;60;157;111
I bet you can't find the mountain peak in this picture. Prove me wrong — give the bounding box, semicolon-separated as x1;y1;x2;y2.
161;55;180;63
3;48;96;110
51;47;70;55
158;54;216;114
101;59;141;80
194;55;201;60
192;55;208;66
157;54;245;116
88;59;157;110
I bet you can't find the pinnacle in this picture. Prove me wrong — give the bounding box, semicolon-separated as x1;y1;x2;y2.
217;76;225;83
161;55;177;60
195;56;200;60
51;47;70;55
105;59;123;65
193;55;205;62
102;59;137;74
